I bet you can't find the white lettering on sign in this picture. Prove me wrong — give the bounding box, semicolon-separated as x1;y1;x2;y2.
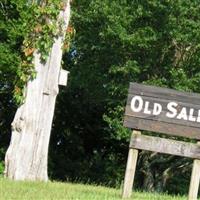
189;109;196;122
130;95;200;123
177;107;187;120
153;103;162;115
144;101;151;114
166;102;177;118
130;96;143;112
197;110;200;122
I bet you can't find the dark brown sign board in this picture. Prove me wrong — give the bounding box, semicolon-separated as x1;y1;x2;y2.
124;82;200;140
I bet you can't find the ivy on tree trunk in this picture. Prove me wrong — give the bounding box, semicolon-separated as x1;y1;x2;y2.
4;0;71;181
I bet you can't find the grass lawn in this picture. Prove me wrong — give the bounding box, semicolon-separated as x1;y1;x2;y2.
0;178;188;200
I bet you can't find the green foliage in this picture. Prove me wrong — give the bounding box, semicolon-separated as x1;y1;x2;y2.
48;0;200;194
0;162;4;177
0;1;23;171
0;147;5;177
1;0;73;104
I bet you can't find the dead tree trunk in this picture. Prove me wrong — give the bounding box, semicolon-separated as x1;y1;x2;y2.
4;0;71;181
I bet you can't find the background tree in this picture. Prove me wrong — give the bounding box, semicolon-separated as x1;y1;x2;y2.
0;0;24;176
49;0;200;193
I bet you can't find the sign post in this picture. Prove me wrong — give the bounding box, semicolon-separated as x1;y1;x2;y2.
122;130;141;198
188;142;200;200
122;83;200;199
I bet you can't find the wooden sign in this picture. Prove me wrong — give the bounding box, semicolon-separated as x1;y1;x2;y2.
124;82;200;139
122;83;200;200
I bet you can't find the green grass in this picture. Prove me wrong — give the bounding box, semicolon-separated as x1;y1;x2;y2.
0;178;187;200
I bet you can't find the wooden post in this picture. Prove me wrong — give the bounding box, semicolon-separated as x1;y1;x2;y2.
188;142;200;200
122;130;141;198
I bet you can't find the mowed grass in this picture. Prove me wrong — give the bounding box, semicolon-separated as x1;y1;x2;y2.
0;178;187;200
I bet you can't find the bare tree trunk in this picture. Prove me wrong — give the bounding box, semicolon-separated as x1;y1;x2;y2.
4;0;71;181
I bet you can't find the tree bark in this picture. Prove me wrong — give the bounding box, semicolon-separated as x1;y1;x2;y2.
4;0;71;181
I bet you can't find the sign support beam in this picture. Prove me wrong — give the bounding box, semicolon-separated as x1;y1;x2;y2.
122;130;141;199
188;142;200;200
